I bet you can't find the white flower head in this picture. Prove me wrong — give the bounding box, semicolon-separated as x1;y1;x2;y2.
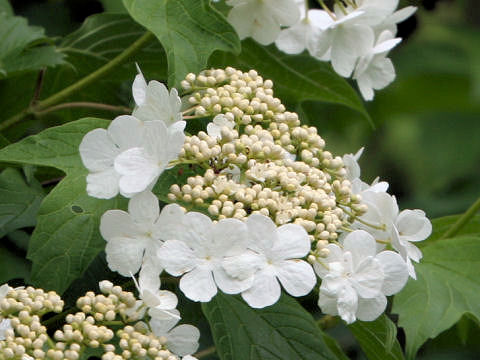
100;193;185;277
150;312;200;357
207;114;235;140
315;230;408;324
158;213;252;302
132;65;184;128
224;214;316;308
227;0;300;45
353;30;401;100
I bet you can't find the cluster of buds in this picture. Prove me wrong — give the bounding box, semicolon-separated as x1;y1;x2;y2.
0;283;194;360
169;67;366;246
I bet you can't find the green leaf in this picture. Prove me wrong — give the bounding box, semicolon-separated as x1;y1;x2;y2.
0;118;126;293
321;333;349;360
0;13;64;78
100;0;127;13
209;39;371;125
202;292;340;360
0;245;30;283
123;0;241;87
392;236;480;359
425;214;480;244
0;168;44;237
0;0;13;16
349;315;405;360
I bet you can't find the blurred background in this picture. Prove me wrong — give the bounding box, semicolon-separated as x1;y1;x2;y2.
4;0;480;358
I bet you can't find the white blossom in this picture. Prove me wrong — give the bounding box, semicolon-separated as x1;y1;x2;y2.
207;114;235;140
150;312;200;357
342;147;364;182
157;213;253;302
132;66;184;128
226;0;300;45
224;214;316;308
353;30;401;100
100;192;185;277
314;230;408;324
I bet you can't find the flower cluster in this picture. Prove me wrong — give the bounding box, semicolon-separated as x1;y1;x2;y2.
0;282;199;360
80;66;431;325
225;0;416;100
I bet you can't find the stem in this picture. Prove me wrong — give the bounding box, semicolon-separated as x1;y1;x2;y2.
36;102;132;116
42;308;72;327
318;0;336;19
30;69;46;106
194;346;216;359
0;31;154;132
441;196;480;239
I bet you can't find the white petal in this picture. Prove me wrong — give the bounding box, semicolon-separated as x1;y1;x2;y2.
139;257;162;295
331;24;374;77
270;0;301;26
241;267;281;308
227;4;255;40
251;14;281;45
132;72;147;105
343;230;376;268
388;6;417;24
143;120;170;164
376;250;408;295
276;260;316;297
270;223;310;261
167;324;200;356
0;284;10;299
213;266;253;295
246;214;277;252
79;128;117;171
181;212;213;254
115;147;159;195
0;319;12;341
318;289;339;316
211;218;248;256
108;115;145;150
154;204;186;241
275;23;308;54
313;244;343;278
396;209;432;242
105;237;146;276
350;257;384;298
86;168;120;199
356;294;387;321
337;285;358;324
158;240;197;276
128;191;159;224
222;250;264;280
150;310;181;335
309;9;335;30
100;210;138;240
179;266;217;302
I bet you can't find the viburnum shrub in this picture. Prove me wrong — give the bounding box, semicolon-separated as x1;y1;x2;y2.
0;1;479;359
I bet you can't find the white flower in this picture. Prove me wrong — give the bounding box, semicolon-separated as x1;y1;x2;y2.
314;230;408;324
0;318;12;340
342;147;364;182
351;177;389;195
132;66;184;128
79;115;145;199
100;192;185;276
157;213;252;302
0;283;10;299
224;214;316;308
374;5;417;35
113;120;185;195
150;312;200;357
227;0;300;45
131;271;179;321
392;209;432;279
353;30;401;100
207;114;235;140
